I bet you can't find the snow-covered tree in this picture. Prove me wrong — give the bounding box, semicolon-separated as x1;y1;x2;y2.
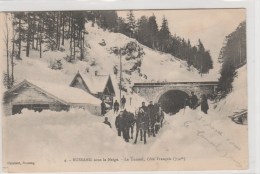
2;14;15;89
148;15;159;49
126;10;136;38
135;16;149;46
217;21;246;97
158;17;171;52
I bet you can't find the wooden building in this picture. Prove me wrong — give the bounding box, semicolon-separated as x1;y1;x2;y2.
3;80;101;116
70;72;115;107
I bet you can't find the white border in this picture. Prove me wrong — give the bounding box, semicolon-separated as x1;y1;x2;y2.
0;0;254;11
0;0;259;174
254;0;260;173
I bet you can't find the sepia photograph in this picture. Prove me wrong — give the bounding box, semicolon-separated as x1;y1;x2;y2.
0;8;248;172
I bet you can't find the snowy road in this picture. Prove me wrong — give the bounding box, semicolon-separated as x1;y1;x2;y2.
2;105;248;172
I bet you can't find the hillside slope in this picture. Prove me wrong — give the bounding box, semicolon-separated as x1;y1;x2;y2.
9;23;217;99
214;65;247;116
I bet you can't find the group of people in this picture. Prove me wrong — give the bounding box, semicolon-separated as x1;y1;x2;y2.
101;95;127;116
113;95;126;114
185;92;209;114
115;110;135;142
114;101;164;144
103;99;165;144
102;92;209;144
101;96;128;133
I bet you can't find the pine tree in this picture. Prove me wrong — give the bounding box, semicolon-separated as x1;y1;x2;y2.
97;11;118;31
158;17;170;52
117;17;128;35
218;21;246;68
37;12;45;58
217;62;237;96
10;14;16;86
128;14;213;74
24;12;33;57
135;16;149;46
186;39;192;67
126;10;136;38
44;12;57;51
148;15;159;49
217;21;246;97
13;12;26;60
74;11;86;60
3;14;10;89
197;39;205;75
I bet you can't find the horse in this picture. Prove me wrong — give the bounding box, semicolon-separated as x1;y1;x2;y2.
134;108;149;144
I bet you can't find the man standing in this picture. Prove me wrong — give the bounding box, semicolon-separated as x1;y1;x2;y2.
101;100;106;116
113;100;119;114
140;101;147;113
190;92;198;109
121;95;126;109
115;111;128;142
124;110;135;139
201;94;209;114
147;101;156;137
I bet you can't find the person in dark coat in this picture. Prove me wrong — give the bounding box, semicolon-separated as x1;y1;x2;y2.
147;101;156;137
134;108;149;144
154;104;164;134
115;111;128;142
103;117;112;128
121;96;126;109
101;100;106;116
114;100;119;114
140;102;147;113
158;106;164;128
190;92;198;109
123;110;135;140
201;94;209;114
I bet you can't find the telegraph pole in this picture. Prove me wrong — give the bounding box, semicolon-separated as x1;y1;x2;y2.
117;18;123;106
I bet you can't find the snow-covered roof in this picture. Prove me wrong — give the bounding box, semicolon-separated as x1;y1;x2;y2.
71;72;112;95
81;75;110;94
29;80;101;105
6;80;101;106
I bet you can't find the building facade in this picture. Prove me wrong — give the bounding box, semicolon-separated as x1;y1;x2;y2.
70;72;115;108
3;80;101;116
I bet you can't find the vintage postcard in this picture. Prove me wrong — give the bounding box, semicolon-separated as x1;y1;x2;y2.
0;9;247;172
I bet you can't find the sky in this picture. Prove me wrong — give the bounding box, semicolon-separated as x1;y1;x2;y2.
117;9;246;73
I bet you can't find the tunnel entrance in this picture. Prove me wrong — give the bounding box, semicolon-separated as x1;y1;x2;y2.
158;90;189;115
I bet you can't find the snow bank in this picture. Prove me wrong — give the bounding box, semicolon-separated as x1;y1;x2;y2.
214;65;247;116
3;104;248;171
13;57;75;87
150;107;248;169
3;109;128;170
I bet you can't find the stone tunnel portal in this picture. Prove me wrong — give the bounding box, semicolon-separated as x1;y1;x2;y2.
158;90;189;115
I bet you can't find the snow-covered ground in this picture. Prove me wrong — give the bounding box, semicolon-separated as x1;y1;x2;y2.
214;65;247;116
1;19;247;172
2;64;248;171
6;23;218;94
2;102;248;172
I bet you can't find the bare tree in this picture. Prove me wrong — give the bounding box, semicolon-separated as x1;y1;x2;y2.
10;13;17;86
3;14;11;89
